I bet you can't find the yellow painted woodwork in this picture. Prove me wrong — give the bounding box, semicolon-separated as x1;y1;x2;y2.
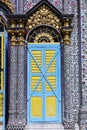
0;34;4;90
46;76;56;91
0;33;4;117
1;35;4;69
32;50;42;73
46;97;56;117
31;76;42;91
32;97;42;117
46;50;56;72
1;72;4;90
0;94;3;117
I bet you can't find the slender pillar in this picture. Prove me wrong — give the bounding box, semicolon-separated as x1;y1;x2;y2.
17;31;26;124
79;0;87;128
63;45;74;129
8;33;17;124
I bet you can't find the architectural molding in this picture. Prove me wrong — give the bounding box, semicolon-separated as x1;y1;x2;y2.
6;0;74;44
26;1;74;44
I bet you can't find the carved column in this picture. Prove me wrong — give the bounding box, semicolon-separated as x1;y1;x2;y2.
16;21;26;125
79;0;87;128
8;32;17;124
63;45;74;129
62;18;74;129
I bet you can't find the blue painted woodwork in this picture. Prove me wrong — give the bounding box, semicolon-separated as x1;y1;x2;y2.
4;29;7;130
27;44;61;123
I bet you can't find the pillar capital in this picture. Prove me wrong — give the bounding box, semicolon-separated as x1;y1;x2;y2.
7;18;26;46
17;32;25;46
62;28;72;44
10;32;17;46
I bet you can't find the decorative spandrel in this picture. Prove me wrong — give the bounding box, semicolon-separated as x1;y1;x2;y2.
26;4;61;31
25;2;74;44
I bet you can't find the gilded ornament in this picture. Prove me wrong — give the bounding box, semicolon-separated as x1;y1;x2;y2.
26;4;61;30
37;18;40;22
26;4;73;45
56;19;60;23
28;19;31;23
51;20;55;24
11;20;16;28
34;32;54;43
40;8;48;16
18;32;25;46
56;26;59;29
64;19;70;27
30;16;33;20
29;25;32;29
33;24;36;27
10;33;17;46
34;19;38;24
62;29;72;44
19;20;24;28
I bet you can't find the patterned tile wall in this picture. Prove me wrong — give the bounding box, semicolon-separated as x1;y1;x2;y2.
80;0;87;127
4;0;87;129
23;0;63;13
63;0;80;128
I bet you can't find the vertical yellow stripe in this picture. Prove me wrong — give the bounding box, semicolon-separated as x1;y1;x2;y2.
1;33;4;69
1;34;4;90
0;94;3;116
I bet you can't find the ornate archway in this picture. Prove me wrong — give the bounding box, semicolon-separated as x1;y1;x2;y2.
26;25;62;123
26;25;62;43
6;0;74;129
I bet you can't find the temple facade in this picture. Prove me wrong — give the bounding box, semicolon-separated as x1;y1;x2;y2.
0;0;87;130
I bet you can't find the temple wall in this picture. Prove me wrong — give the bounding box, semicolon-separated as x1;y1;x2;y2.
0;0;87;130
79;0;87;129
63;0;80;125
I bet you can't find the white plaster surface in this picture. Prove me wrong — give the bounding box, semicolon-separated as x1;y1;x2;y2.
75;124;79;130
25;124;64;130
0;125;3;130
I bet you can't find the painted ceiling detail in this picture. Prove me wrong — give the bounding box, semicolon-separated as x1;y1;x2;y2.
24;0;62;13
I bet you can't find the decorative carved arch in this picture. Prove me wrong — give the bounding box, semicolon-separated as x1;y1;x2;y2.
26;0;74;44
7;0;74;45
0;0;14;14
26;25;63;43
